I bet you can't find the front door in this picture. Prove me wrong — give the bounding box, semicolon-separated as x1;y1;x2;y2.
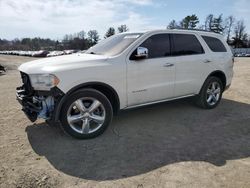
127;34;175;106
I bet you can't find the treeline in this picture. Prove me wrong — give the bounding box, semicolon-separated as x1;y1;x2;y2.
0;38;58;51
0;25;129;51
0;14;250;51
167;14;250;48
59;24;129;50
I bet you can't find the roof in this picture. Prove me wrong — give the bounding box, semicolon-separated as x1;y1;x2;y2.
123;29;223;37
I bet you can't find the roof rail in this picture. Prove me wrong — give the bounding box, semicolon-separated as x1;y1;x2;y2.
170;28;218;34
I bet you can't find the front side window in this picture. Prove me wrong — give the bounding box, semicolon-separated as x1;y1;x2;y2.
130;34;171;59
202;36;227;52
172;34;204;56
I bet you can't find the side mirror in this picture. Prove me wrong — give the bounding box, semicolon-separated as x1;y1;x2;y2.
135;47;148;59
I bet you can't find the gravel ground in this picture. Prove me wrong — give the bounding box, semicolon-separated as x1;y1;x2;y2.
0;55;250;188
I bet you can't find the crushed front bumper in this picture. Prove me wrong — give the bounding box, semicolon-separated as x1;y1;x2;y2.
16;72;64;122
16;87;41;122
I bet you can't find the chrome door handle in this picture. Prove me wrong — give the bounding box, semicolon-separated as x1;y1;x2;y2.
163;63;174;67
204;59;212;63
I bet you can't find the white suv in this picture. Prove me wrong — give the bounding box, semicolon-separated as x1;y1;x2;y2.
16;29;234;139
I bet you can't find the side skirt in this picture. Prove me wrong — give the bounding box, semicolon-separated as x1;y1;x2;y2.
123;94;195;110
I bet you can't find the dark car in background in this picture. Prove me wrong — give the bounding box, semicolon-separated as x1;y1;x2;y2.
32;50;49;57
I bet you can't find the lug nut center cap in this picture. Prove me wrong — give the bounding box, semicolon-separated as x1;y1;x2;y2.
83;112;90;118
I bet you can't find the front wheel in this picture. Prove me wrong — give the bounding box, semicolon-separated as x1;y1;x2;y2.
195;76;223;109
60;88;113;139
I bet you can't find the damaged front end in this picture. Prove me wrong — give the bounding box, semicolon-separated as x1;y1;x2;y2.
16;72;64;122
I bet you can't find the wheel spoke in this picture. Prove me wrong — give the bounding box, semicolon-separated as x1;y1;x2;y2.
211;94;215;101
74;100;86;113
212;82;216;90
89;114;105;124
207;89;212;95
67;114;82;124
88;100;101;113
81;119;90;134
207;95;213;103
214;88;221;94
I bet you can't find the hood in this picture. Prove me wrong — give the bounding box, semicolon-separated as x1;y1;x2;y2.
18;53;109;74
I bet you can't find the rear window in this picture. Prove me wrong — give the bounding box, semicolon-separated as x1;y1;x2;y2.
171;34;204;56
202;36;227;52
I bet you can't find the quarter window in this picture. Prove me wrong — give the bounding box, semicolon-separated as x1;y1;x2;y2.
202;36;227;52
172;34;204;56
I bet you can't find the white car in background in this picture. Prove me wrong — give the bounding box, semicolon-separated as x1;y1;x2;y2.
16;29;234;139
47;51;64;57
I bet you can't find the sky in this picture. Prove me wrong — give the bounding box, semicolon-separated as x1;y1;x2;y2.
0;0;249;40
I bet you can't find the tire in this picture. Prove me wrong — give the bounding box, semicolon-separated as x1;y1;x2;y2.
60;88;113;139
195;76;223;109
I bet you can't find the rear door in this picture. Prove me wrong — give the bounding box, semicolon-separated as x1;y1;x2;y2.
171;33;211;96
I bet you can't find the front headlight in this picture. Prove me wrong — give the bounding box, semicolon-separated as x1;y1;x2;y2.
29;74;60;91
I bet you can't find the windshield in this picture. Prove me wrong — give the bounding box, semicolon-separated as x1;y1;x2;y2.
85;33;142;56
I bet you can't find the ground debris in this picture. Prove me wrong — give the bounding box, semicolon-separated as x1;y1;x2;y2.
15;171;58;188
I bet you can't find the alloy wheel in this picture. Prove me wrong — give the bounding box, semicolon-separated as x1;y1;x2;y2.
66;97;106;134
206;81;221;106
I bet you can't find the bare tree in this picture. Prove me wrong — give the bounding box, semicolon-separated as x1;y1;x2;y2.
198;25;205;30
63;34;70;42
77;30;86;39
233;20;247;48
224;16;235;43
167;20;179;29
205;14;213;31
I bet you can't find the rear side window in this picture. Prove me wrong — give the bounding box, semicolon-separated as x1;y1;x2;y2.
202;36;227;52
138;34;171;59
171;34;204;56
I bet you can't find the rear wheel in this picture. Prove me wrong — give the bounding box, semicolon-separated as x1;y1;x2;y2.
60;88;113;139
195;76;223;109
